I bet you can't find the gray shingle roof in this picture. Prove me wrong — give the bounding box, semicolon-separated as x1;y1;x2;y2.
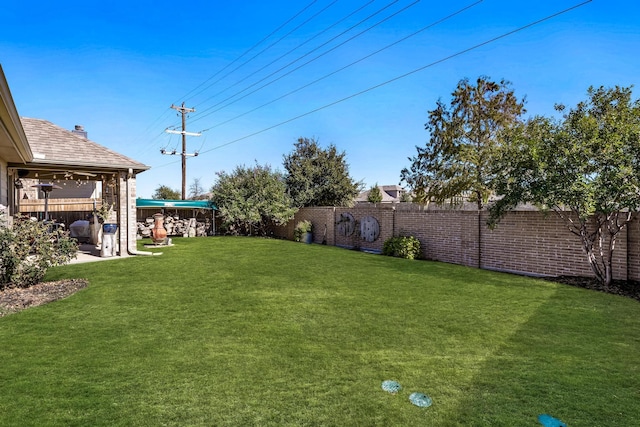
20;117;149;172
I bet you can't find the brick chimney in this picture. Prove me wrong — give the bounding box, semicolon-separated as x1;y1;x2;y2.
72;124;88;139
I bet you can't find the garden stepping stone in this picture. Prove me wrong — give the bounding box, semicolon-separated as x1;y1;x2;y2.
381;380;432;409
381;380;402;394
408;392;432;408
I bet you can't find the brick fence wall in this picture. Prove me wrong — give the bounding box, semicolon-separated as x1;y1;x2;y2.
274;204;640;281
628;217;640;280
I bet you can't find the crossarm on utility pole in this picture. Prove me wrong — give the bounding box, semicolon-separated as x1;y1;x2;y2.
161;102;200;200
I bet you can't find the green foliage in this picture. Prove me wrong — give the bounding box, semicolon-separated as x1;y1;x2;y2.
94;203;114;223
399;191;413;203
152;184;181;200
489;85;640;285
211;163;297;236
366;184;383;203
293;220;313;242
401;77;526;209
283;137;362;207
382;235;421;259
0;215;77;289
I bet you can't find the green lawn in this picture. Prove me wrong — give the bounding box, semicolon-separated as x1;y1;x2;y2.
0;237;639;426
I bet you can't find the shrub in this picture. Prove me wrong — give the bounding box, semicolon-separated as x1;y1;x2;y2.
0;214;78;289
293;220;313;242
382;236;421;260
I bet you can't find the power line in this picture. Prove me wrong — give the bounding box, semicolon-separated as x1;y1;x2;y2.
162;103;201;199
186;0;375;116
136;2;319;161
150;0;592;170
191;0;593;155
186;0;341;110
189;0;409;125
136;1;402;161
131;109;175;157
176;1;319;106
200;0;484;132
149;0;322;167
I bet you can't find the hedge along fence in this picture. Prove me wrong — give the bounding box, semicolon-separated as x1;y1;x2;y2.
274;204;640;281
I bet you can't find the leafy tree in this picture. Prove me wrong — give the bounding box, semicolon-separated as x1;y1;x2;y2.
211;163;296;236
152;185;180;200
401;77;526;209
367;184;383;203
283;137;362;207
188;177;206;200
399;191;413;203
489;85;640;286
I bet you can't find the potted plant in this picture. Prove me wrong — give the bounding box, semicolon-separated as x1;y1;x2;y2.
95;203;118;234
294;220;313;244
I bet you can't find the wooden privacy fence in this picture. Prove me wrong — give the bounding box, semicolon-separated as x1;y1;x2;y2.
18;198;102;224
275;204;640;281
19;198;100;213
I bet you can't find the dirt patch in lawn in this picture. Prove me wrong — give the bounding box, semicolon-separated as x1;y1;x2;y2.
0;279;88;317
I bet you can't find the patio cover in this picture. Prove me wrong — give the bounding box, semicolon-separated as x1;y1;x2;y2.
136;199;216;210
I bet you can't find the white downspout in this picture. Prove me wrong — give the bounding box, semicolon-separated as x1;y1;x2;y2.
126;169;161;256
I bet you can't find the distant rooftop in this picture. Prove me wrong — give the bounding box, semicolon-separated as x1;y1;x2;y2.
355;184;408;204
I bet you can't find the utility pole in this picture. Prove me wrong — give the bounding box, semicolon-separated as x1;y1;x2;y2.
163;102;201;200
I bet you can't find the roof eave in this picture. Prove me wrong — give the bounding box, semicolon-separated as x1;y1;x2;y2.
27;158;150;173
0;65;32;163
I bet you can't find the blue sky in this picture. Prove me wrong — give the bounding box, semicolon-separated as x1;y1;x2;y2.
1;0;638;198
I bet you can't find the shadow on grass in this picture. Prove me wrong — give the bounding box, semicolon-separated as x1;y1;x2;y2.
447;285;640;426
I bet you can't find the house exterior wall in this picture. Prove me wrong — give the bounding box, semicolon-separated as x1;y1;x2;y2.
0;157;7;207
277;205;637;281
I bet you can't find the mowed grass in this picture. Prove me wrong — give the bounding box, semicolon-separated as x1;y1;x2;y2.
0;237;639;426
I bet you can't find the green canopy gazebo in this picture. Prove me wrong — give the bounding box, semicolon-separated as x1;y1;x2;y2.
136;198;217;236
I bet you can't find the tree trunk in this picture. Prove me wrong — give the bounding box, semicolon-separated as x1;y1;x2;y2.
582;221;616;288
603;228;616;288
556;209;632;288
584;244;606;285
604;264;613;288
578;222;606;285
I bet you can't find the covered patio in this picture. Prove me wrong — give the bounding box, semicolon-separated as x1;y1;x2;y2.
9;118;149;257
1;65;150;258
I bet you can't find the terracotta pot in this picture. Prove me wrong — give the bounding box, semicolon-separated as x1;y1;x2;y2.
152;213;167;243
